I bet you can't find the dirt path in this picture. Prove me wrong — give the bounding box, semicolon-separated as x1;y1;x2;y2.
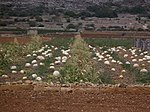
0;85;150;112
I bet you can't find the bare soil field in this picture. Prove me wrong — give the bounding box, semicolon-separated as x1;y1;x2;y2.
0;36;50;44
0;84;150;112
0;31;150;44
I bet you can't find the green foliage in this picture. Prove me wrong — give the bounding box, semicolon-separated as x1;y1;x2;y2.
0;4;48;17
85;38;133;48
0;36;42;70
100;73;115;84
0;49;11;69
0;21;7;26
35;16;43;22
111;51;150;84
61;36;102;84
116;5;148;14
0;69;5;76
66;24;77;30
87;5;118;18
38;24;44;27
44;37;74;49
136;72;150;83
64;11;78;18
0;28;27;35
24;36;42;54
78;11;92;17
29;21;36;27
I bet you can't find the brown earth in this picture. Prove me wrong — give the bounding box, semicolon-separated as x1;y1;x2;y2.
1;84;150;112
1;31;150;44
0;36;50;44
46;32;150;38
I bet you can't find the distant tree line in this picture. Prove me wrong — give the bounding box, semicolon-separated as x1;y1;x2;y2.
116;5;149;14
63;5;118;18
0;4;150;18
87;5;118;18
0;4;49;17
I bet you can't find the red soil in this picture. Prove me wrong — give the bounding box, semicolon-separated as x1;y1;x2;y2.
0;85;150;112
0;36;51;44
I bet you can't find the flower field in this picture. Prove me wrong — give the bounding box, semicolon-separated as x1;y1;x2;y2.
0;35;150;85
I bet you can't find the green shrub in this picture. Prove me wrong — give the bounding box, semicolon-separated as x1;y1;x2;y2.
61;36;102;84
0;36;42;71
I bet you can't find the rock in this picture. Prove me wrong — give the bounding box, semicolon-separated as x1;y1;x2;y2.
16;80;23;84
61;84;70;87
5;82;11;85
12;82;17;85
24;80;33;84
117;83;127;88
61;88;73;93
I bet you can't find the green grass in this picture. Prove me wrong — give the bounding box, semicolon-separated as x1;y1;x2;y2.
85;38;133;48
0;28;27;34
44;37;74;49
38;29;77;34
111;51;150;84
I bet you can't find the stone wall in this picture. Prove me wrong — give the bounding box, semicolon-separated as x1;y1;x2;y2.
134;38;150;51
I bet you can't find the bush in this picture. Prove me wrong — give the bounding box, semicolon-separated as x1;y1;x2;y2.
0;36;42;71
38;24;44;27
0;49;11;69
35;16;43;22
61;35;102;84
0;21;7;26
29;21;36;27
87;5;118;18
66;24;76;29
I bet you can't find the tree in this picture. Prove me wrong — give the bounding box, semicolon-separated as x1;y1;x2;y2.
66;24;76;29
78;11;92;17
66;18;71;23
64;11;78;18
0;21;7;26
29;21;36;27
35;16;43;22
87;5;118;18
38;24;44;27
